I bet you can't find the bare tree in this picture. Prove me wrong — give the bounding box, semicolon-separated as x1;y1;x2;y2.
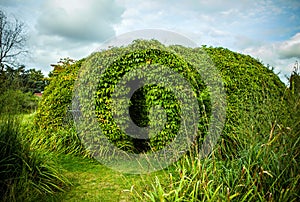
0;10;27;71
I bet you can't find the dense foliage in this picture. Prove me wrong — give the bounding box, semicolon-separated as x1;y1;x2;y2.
35;58;83;130
36;40;288;156
76;43;211;153
204;47;289;157
0;65;46;94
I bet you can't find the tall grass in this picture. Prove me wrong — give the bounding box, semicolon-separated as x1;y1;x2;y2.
134;87;300;201
136;125;299;201
0;115;71;201
22;113;88;157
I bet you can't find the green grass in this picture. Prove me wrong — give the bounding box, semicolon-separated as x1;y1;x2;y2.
21;113;88;157
4;114;164;201
0;115;71;202
29;117;298;202
43;154;168;201
53;155;134;201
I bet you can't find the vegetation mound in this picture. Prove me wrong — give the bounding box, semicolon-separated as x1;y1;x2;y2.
35;40;288;156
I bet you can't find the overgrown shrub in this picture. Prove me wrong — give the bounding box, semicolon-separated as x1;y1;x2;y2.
79;45;209;152
35;58;84;130
204;47;289;157
35;40;289;156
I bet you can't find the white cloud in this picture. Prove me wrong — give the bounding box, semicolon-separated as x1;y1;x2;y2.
1;0;125;73
277;33;300;59
113;0;288;48
36;0;124;42
0;0;24;7
234;35;263;49
244;32;300;62
242;33;300;83
19;0;124;73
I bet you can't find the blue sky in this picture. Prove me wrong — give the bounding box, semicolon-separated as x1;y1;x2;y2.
1;0;299;83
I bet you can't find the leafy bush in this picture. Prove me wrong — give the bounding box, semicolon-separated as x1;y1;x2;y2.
80;45;209;152
35;58;83;130
33;58;88;156
203;47;289;157
35;40;288;156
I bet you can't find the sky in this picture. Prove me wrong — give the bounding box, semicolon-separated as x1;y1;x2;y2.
0;0;300;84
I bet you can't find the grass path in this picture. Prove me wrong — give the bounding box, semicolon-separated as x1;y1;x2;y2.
46;154;161;202
21;114;164;201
